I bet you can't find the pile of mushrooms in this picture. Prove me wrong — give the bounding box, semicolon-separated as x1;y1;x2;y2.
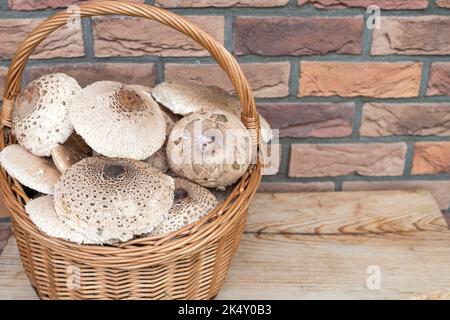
0;74;272;245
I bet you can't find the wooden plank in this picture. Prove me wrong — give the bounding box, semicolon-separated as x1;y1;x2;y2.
0;190;448;300
246;190;447;234
0;238;37;300
218;232;450;300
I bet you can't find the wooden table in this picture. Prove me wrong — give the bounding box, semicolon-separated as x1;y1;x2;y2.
1;190;450;300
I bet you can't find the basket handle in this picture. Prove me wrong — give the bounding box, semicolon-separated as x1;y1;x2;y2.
0;1;260;143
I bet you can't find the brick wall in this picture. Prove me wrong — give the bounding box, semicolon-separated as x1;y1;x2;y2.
1;0;450;213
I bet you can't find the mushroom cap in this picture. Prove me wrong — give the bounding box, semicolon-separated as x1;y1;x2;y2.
152;82;273;142
152;82;239;116
53;156;174;243
166;110;251;188
12;73;81;156
50;144;83;173
143;148;169;173
0;144;60;194
69;81;166;160
50;133;91;173
25;195;97;244
151;177;218;235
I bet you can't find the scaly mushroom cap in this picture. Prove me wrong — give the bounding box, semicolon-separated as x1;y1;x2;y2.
166;110;251;188
54;156;174;243
151;177;218;235
25;195;97;244
12;73;81;156
152;82;273;142
69;81;166;160
0;144;60;194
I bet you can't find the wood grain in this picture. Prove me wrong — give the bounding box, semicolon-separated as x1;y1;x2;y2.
246;190;447;234
0;190;449;300
218;232;450;300
0;238;37;300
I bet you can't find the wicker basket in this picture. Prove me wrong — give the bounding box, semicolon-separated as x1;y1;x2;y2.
0;1;261;300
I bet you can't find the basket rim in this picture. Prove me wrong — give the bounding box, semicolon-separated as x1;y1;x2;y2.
0;1;262;267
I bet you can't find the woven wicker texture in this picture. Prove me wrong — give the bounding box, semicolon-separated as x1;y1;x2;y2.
0;1;261;300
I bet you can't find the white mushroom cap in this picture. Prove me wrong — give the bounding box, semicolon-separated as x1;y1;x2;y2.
143;148;169;173
54;156;174;243
152;82;273;142
69;81;166;160
25;195;97;244
166;110;251;189
0;144;60;194
12;73;81;156
151;177;218;235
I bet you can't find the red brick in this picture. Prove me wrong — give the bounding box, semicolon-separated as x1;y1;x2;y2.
437;0;450;8
372;17;450;55
299;62;422;98
26;63;156;88
258;102;354;138
342;180;450;210
93;16;224;57
0;19;84;59
164;63;290;98
289;143;407;177
412;142;450;175
156;0;288;7
234;16;363;56
8;0;144;10
258;182;335;193
298;0;428;9
427;63;450;96
360;103;450;137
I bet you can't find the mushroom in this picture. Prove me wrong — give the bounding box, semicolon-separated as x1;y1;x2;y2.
151;177;218;235
143;148;169;173
166;110;251;189
69;81;166;160
50;145;82;173
50;133;92;173
0;144;60;194
210;186;234;203
53;156;174;243
25;195;97;244
152;82;273;143
12;73;81;156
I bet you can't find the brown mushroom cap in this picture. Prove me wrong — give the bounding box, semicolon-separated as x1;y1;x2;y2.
50;133;91;173
151;177;218;235
152;82;273;142
166;110;251;188
69;81;166;160
25;195;97;244
53;156;174;243
0;144;60;194
12;73;81;157
143;148;170;173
